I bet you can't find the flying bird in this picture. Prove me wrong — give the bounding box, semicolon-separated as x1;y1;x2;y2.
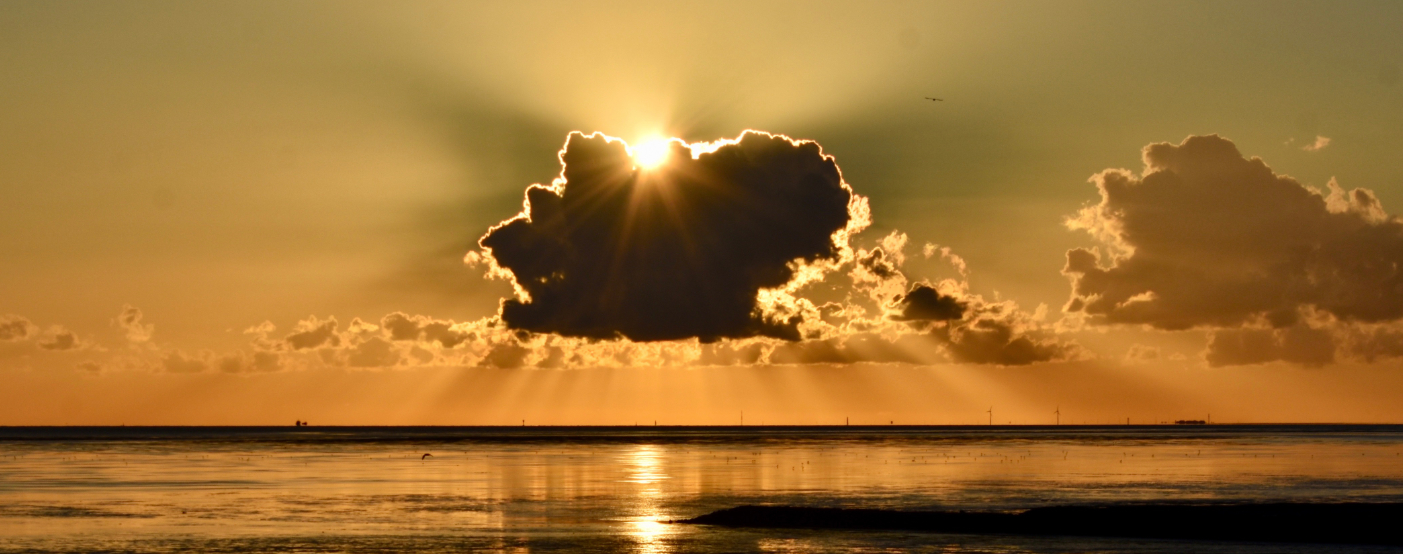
925;97;943;101
421;453;433;460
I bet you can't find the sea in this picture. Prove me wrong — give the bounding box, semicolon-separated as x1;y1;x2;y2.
2;425;1402;553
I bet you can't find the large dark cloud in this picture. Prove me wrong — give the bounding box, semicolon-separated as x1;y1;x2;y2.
1065;134;1403;331
479;131;863;342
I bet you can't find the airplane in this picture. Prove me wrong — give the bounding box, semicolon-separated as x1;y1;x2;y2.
925;97;943;101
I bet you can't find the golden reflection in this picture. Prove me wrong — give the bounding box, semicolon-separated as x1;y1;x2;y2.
623;444;676;554
628;519;670;554
7;434;1403;550
624;443;668;485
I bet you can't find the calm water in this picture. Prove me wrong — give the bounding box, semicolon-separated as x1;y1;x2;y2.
2;425;1403;553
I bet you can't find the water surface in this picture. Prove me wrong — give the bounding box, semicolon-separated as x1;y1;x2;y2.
3;425;1402;553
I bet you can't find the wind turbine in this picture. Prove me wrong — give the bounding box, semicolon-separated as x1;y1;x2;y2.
1055;406;1061;426
987;407;993;426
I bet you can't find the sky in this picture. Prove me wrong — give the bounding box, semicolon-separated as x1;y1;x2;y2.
3;0;1403;425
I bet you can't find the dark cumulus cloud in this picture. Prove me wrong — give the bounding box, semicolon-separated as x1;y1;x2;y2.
890;283;965;322
1064;134;1403;366
479;131;864;342
1065;134;1403;330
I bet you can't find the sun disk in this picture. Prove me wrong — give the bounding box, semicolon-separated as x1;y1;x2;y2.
632;138;671;170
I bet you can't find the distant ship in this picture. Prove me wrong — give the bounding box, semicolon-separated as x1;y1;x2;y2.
1174;419;1207;425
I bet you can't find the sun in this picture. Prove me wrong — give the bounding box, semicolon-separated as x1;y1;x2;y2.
631;137;671;170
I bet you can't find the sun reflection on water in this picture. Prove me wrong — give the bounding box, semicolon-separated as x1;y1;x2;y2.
622;444;678;553
624;444;668;485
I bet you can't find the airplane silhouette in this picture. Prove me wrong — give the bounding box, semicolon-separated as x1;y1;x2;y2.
925;97;943;101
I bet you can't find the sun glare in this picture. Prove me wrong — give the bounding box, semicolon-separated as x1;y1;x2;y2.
631;138;671;170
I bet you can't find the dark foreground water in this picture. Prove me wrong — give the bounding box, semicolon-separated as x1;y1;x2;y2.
2;425;1402;553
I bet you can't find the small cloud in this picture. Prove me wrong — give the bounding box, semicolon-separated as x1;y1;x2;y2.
243;321;276;336
1125;344;1162;362
217;351;281;373
347;337;400;368
346;317;379;334
1301;135;1331;152
479;343;531;369
0;315;36;341
116;305;154;343
921;243;968;277
161;351;208;374
380;312;472;348
889;283;965;322
284;316;339;350
37;327;81;351
462;250;485;267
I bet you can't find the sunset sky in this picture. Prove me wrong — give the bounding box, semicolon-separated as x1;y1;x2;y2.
4;1;1403;425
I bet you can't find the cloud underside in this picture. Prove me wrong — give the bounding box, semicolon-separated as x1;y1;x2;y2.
481;131;862;342
1065;134;1403;366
